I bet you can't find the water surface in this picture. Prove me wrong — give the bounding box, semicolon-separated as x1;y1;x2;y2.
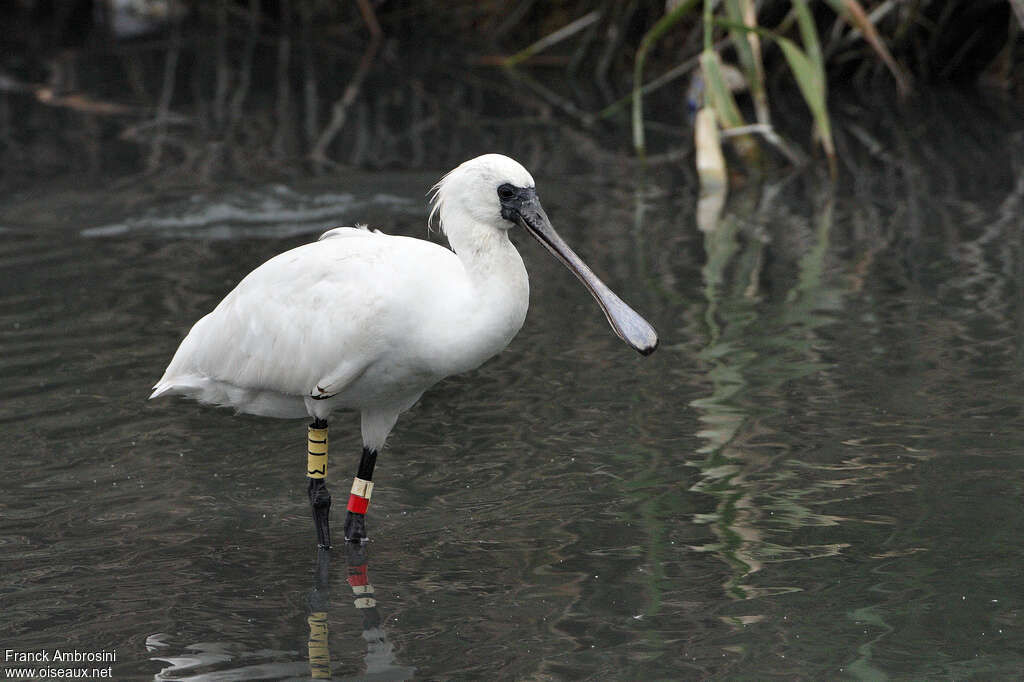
2;99;1024;680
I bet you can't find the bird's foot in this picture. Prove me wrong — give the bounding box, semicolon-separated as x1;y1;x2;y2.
344;511;368;543
308;478;332;549
343;537;368;566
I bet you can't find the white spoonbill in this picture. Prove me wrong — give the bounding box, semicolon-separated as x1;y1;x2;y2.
151;154;658;548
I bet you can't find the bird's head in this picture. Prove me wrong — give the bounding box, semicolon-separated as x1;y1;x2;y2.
430;154;659;356
429;153;537;234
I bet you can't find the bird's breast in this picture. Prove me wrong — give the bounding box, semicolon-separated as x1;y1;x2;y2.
418;263;530;380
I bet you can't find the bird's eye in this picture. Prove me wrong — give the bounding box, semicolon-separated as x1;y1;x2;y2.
497;185;516;201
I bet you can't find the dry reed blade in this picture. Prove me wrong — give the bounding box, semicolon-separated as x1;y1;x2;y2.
700;49;760;165
725;0;769;125
695;106;728;233
825;0;911;95
715;15;835;174
700;51;746;130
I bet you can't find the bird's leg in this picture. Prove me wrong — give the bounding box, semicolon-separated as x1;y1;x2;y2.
344;447;377;543
307;418;331;549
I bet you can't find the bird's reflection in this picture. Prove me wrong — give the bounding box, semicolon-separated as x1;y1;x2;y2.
149;543;413;681
306;542;415;681
307;548;332;679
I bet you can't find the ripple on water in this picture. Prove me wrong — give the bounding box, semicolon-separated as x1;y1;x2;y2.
80;185;418;239
3;132;1024;678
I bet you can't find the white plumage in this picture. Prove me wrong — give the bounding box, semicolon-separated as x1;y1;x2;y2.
151;154;656;453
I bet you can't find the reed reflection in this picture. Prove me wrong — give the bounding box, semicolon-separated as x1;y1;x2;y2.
691;184;854;606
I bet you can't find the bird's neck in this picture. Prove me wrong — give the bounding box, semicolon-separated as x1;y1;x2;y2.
443;216;530;361
445;217;526;290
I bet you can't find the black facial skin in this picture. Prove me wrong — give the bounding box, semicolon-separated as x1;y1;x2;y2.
498;183;537;223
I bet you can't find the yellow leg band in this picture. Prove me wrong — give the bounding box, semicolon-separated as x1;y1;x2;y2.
307;611;330;679
350;477;373;499
307;425;328;479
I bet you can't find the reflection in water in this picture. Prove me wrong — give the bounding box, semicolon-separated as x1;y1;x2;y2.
338;543;414;682
306;548;331;679
148;635;307;680
691;184;897;605
694;107;728;236
148;545;412;681
3;98;1024;677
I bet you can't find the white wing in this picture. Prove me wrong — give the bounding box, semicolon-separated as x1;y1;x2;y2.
151;227;466;416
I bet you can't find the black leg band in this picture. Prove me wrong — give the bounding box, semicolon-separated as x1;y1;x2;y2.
345;447;378;543
357;447;378;481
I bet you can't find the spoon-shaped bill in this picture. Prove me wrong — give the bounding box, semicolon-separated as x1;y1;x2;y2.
514;198;658;356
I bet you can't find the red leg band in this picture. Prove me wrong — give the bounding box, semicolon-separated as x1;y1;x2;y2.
347;493;369;514
347;566;369;587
